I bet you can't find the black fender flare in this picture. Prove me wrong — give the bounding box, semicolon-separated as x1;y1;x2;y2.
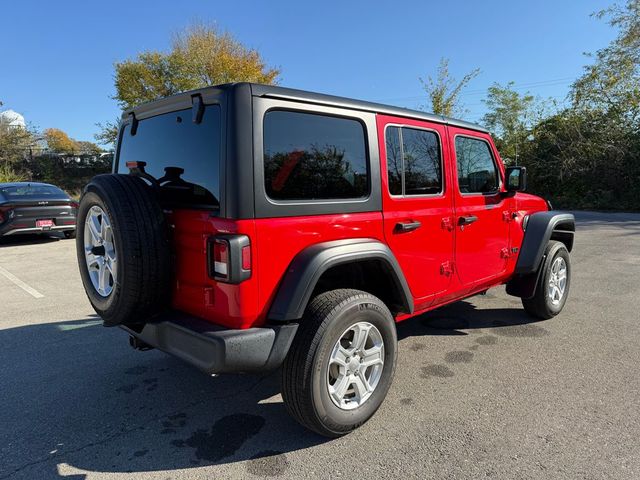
507;211;575;299
268;238;413;321
514;211;575;274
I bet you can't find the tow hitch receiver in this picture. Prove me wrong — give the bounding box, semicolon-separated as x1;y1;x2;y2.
129;335;154;351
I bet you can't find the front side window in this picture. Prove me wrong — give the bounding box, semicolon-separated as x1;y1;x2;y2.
455;136;499;194
385;126;443;196
263;110;369;201
117;105;221;207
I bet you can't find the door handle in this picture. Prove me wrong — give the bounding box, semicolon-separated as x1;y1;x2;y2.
458;215;478;226
395;220;422;233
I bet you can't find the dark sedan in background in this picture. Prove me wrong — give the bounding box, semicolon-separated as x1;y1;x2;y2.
0;182;77;238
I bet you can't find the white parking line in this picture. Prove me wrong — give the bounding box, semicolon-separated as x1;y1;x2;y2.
0;265;44;298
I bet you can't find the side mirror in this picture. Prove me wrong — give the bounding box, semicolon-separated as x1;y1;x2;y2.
505;166;527;192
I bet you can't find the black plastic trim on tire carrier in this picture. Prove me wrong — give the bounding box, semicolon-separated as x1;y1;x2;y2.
268;238;413;322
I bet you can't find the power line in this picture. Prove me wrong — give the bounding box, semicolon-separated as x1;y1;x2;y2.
374;76;576;103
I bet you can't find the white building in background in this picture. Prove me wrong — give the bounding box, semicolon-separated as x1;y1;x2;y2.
0;109;26;128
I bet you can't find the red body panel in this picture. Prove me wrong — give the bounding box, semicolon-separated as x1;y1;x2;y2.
253;212;385;325
167;209;385;328
166;210;259;329
376;115;455;312
167;119;548;330
446;126;511;290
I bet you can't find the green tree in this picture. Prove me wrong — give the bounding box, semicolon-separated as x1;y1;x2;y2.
515;1;640;210
482;82;536;163
76;140;103;155
0;123;37;179
571;0;640;121
420;58;480;117
113;23;280;110
97;23;280;147
94;120;119;148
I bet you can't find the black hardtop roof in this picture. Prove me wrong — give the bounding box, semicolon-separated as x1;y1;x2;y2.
124;82;489;134
250;83;489;133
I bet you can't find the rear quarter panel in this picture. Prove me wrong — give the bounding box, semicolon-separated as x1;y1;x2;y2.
254;212;385;325
167;210;260;329
167;210;385;329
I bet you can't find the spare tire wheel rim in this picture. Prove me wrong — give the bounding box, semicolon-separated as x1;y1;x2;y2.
327;321;385;410
84;205;117;297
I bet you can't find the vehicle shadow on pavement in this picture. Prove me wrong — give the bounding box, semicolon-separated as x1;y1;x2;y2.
0;317;325;479
397;299;551;340
0;232;65;248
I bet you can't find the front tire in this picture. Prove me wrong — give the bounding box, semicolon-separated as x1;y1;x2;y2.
281;289;397;437
522;240;571;319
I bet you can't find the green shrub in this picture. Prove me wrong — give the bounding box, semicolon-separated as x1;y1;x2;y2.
0;164;27;183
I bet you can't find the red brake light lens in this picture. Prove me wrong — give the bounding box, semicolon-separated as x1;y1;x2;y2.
241;245;251;270
213;239;230;279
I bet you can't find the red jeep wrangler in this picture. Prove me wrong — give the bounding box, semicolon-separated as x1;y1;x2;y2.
76;83;574;437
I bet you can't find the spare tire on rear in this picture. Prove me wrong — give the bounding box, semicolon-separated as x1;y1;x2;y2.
76;174;171;326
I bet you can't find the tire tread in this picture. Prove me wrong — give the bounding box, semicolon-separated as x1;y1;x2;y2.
282;289;391;437
77;174;170;326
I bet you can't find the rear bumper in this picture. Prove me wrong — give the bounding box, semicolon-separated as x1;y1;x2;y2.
121;311;298;374
0;225;75;236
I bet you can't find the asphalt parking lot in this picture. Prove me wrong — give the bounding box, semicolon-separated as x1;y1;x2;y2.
1;211;639;480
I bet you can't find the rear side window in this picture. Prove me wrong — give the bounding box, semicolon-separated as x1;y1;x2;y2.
385;126;443;196
385;127;402;195
263;110;369;201
0;185;67;199
117;105;221;207
455;136;499;194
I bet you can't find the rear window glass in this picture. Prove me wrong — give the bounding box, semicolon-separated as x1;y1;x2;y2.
117;105;221;207
0;185;67;199
263;110;369;201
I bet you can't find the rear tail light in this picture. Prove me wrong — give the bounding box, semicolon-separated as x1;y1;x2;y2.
0;207;13;224
207;234;251;283
70;201;79;209
213;238;230;279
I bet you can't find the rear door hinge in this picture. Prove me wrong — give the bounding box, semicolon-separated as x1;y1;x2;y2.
503;210;519;222
441;217;453;231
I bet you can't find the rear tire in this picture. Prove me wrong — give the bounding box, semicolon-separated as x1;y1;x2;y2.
64;230;76;239
281;289;397;437
76;174;171;326
522;240;570;319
